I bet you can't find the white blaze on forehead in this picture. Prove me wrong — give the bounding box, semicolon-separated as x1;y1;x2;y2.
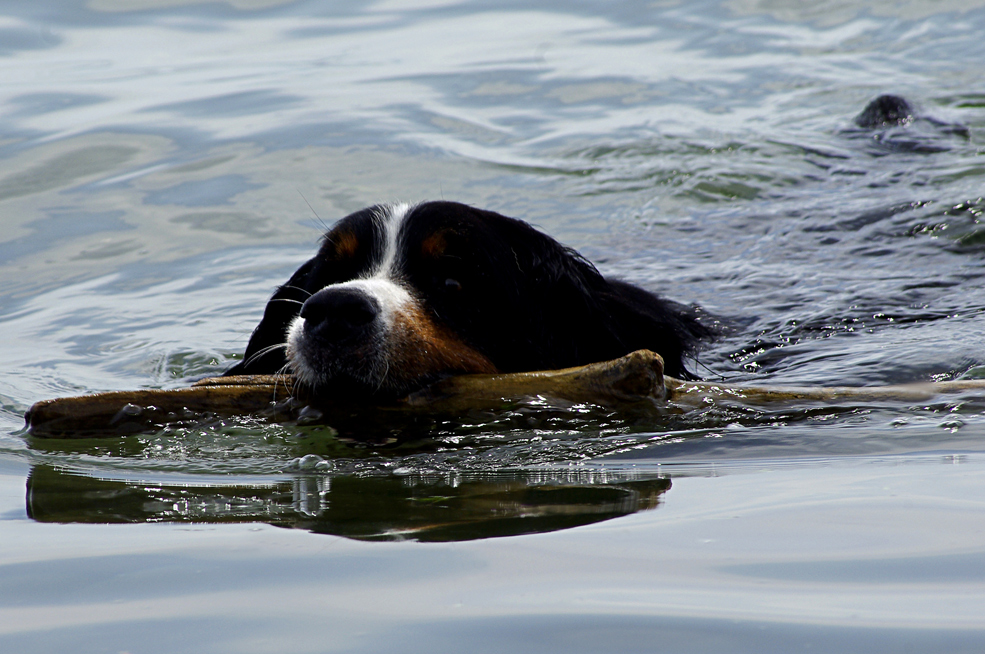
368;202;412;280
325;278;413;317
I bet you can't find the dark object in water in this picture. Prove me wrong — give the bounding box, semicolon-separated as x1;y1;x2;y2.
854;94;914;128
848;94;969;152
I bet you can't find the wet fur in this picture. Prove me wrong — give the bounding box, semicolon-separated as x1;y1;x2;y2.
226;201;712;395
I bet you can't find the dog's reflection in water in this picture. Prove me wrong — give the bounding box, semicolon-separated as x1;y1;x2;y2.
26;464;671;542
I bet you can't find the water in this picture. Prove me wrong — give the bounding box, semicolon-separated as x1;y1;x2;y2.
2;1;985;651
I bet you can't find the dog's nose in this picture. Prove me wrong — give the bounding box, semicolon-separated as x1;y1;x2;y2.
300;288;380;340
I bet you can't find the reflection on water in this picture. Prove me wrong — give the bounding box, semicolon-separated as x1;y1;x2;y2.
26;464;671;541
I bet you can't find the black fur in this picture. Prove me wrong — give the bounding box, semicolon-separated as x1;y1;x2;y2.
227;201;711;389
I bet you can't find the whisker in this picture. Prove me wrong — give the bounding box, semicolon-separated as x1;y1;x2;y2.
242;342;288;368
286;366;302;397
268;298;304;306
298;189;330;233
375;359;390;392
269;362;297;401
280;285;314;299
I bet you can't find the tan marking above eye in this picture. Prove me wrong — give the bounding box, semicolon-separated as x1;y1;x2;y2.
331;230;359;259
421;230;450;258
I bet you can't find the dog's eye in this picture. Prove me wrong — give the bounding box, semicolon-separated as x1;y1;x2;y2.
444;278;462;292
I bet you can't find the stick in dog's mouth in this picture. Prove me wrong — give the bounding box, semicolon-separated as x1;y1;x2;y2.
23;349;985;439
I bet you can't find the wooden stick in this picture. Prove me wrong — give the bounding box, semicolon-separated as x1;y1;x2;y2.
665;377;985;405
24;380;300;437
24;350;985;438
403;348;667;408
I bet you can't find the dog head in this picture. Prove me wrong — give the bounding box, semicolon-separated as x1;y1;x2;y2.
228;201;709;395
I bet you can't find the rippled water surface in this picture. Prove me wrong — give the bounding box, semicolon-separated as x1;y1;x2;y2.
2;1;985;652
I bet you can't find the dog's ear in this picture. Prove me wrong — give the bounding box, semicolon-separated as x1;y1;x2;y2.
487;219;619;367
497;219;713;379
224;257;318;376
596;280;714;380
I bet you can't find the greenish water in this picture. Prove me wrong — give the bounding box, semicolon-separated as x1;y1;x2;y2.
1;0;985;651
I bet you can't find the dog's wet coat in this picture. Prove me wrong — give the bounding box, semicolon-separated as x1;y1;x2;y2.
227;201;711;395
